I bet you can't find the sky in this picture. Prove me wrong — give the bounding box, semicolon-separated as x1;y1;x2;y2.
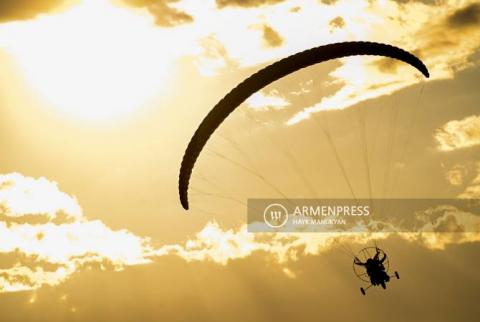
0;0;479;321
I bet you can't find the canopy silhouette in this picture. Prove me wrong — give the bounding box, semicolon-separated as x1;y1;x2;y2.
179;41;430;210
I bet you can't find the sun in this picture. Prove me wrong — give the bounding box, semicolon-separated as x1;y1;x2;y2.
0;0;177;122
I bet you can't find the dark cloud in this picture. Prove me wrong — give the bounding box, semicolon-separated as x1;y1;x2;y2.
121;0;193;27
320;0;338;5
289;6;301;13
216;0;284;9
0;251;63;272
0;237;479;322
447;3;480;29
371;56;404;75
415;3;480;64
373;3;480;76
0;0;65;23
262;25;283;48
329;16;345;29
0;212;75;225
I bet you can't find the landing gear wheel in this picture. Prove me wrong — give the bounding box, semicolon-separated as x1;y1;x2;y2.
360;287;366;295
381;281;386;289
395;271;400;279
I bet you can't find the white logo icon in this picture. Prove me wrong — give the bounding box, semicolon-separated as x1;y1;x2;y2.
263;203;289;228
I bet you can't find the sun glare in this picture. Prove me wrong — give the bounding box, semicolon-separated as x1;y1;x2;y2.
0;0;177;122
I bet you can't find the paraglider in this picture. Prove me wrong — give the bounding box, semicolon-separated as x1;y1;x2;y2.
178;41;430;210
353;246;400;295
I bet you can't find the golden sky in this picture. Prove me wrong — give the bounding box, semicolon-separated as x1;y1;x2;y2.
0;0;479;321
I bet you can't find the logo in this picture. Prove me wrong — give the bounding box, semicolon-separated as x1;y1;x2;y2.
263;203;289;228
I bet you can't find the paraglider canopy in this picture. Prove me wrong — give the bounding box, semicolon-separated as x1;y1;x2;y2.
178;41;430;210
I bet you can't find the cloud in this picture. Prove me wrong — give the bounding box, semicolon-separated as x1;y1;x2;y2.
154;221;373;265
289;6;301;13
415;2;480;74
459;163;480;198
0;173;82;222
153;209;480;267
445;164;468;186
434;115;480;151
1;173;478;292
120;0;193;27
246;90;290;110
8;237;480;322
447;2;480;28
216;0;285;9
410;205;480;234
0;173;151;293
460;186;480;199
320;0;339;5
286;62;419;125
0;0;67;23
274;1;480;125
194;35;235;76
261;24;284;48
329;16;345;30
